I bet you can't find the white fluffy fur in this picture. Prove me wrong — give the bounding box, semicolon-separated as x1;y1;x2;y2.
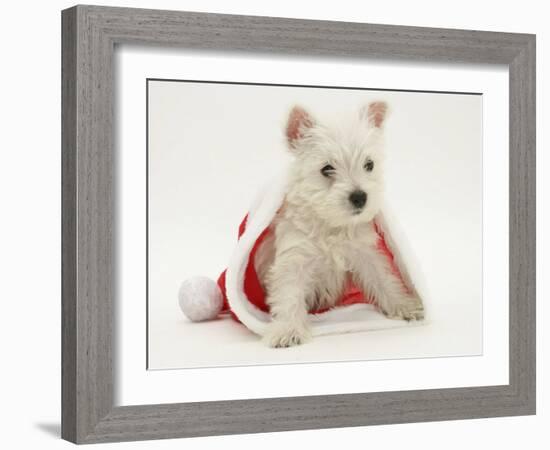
258;102;425;348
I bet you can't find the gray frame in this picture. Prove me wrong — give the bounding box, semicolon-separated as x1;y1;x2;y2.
62;4;536;444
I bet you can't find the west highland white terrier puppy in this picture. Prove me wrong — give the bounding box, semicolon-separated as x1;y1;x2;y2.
256;101;425;348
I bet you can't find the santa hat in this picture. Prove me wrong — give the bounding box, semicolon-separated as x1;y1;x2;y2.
178;169;428;338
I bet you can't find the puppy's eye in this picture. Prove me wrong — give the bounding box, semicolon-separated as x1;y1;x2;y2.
321;164;335;177
364;160;374;172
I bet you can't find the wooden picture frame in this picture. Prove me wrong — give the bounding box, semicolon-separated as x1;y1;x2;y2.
61;4;536;444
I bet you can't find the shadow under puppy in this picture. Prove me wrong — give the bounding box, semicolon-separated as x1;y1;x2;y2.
255;102;425;348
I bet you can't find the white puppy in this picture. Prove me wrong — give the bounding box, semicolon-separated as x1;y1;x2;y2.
257;102;424;348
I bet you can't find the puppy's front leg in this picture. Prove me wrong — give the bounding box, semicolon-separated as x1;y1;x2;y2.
263;254;315;348
352;247;424;321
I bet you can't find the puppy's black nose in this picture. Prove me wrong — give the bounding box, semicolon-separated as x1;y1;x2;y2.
349;190;367;208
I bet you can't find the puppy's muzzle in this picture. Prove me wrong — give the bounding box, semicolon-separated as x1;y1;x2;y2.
349;190;367;209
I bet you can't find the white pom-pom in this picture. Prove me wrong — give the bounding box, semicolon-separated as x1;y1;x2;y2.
178;276;223;322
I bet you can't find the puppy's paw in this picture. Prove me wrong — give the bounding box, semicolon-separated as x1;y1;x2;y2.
263;320;311;348
383;296;425;321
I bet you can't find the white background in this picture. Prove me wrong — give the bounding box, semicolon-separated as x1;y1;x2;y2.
118;56;510;406
121;56;504;405
147;80;484;369
116;44;514;405
0;0;546;449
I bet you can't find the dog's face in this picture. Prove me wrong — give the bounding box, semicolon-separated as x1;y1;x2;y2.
284;102;388;228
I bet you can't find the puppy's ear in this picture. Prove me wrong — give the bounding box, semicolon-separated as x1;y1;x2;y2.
285;105;315;149
360;101;389;129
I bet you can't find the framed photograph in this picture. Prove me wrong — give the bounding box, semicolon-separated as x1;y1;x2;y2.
62;4;536;444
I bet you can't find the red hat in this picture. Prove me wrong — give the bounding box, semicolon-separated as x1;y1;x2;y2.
178;172;427;337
